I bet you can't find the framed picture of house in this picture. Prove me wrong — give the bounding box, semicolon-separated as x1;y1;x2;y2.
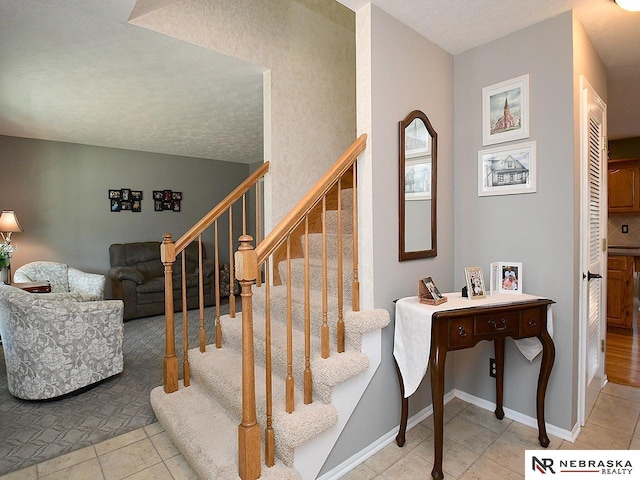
490;261;523;295
405;157;432;201
482;74;529;146
478;141;536;196
464;266;486;300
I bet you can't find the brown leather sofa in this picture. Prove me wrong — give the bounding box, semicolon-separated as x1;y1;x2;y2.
108;241;235;320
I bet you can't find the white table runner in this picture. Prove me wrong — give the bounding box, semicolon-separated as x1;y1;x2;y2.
393;292;554;398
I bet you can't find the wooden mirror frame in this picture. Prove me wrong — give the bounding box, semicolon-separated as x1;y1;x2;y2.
399;110;437;261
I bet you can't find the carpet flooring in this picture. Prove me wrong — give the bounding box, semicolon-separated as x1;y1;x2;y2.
0;303;230;476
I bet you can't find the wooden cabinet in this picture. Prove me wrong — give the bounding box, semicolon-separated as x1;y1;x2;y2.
609;159;640;213
607;255;634;330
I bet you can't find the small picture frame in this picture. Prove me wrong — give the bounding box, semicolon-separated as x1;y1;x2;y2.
465;267;486;300
491;262;523;295
418;276;447;305
482;74;529;146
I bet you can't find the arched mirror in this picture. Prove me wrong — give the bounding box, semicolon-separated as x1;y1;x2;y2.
399;110;437;261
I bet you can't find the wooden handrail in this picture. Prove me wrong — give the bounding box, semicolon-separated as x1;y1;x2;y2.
174;162;270;254
255;135;366;264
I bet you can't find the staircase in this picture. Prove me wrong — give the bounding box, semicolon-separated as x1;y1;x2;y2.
150;135;390;479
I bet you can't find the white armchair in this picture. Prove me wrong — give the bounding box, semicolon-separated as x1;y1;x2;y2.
13;261;105;301
0;285;124;400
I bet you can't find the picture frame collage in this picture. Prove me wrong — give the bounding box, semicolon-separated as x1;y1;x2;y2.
109;188;143;212
108;189;183;212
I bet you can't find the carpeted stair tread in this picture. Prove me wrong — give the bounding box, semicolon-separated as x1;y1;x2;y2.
150;382;301;480
218;312;370;402
188;346;338;465
303;232;354;261
277;257;353;299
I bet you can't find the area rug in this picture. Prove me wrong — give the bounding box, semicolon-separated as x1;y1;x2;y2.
0;303;231;475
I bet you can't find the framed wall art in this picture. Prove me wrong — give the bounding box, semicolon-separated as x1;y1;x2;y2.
482;74;529;146
464;266;486;300
490;261;523;295
109;189;142;212
478;141;536;197
153;190;182;212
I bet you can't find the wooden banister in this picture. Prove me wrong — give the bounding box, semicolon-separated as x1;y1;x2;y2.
174;162;270;254
255;135;366;264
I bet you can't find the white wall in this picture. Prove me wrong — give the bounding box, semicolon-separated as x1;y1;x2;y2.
321;5;455;473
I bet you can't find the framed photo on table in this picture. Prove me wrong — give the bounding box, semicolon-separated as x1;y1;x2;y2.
464;267;486;299
490;262;523;294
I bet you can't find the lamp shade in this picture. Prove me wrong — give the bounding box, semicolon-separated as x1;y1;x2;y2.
0;211;23;233
615;0;640;11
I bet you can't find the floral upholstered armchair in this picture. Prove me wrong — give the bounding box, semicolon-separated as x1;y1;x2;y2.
13;261;105;301
0;285;124;400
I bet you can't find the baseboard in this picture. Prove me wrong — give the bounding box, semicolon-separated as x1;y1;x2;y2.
318;388;576;480
453;389;576;443
316;390;456;480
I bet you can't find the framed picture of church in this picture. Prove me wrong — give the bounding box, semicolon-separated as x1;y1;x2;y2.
482;74;529;146
478;141;536;196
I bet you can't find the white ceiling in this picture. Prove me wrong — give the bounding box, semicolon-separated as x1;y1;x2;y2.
0;0;638;165
339;0;640;141
0;0;265;164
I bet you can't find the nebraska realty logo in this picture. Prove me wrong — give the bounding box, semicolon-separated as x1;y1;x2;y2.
525;451;638;478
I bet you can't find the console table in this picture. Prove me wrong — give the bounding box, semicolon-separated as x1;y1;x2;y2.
393;294;555;480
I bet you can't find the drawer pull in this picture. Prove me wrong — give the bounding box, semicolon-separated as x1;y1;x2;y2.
489;318;508;331
458;325;467;338
528;319;537;327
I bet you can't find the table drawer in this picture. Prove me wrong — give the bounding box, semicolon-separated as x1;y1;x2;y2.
448;317;474;349
519;308;542;337
474;311;518;336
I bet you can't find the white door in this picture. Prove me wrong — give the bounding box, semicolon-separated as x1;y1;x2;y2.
579;76;607;425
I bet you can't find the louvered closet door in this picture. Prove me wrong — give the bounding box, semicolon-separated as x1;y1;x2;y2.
583;80;606;424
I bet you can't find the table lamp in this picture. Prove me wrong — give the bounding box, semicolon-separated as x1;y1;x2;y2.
0;210;23;284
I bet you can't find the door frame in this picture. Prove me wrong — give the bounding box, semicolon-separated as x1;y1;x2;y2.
578;75;607;426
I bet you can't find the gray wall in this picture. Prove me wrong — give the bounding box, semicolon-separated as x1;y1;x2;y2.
322;5;455;472
453;11;606;432
0;135;250;297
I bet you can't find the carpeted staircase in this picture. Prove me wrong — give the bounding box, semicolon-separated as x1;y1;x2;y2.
150;190;390;479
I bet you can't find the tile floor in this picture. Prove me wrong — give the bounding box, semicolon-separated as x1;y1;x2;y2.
2;382;639;480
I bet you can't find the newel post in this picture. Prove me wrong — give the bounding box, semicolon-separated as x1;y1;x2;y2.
160;234;178;393
235;235;261;480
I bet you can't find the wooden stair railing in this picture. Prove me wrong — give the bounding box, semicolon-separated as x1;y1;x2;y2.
234;134;367;478
160;161;269;395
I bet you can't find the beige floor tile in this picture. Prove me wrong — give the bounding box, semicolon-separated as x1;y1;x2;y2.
630;437;640;449
0;466;37;480
340;462;378;480
586;391;640;435
36;446;96;477
571;422;631;450
482;436;527;474
441;415;499;454
40;458;104;480
363;443;409;474
164;454;199;480
458;456;523;480
380;451;435;480
123;462;174;480
143;422;165;436
400;423;433;451
458;404;513;435
94;428;148;456
602;382;640;403
412;436;479;479
421;398;470;431
499;420;563;450
98;438;162;480
149;431;180;460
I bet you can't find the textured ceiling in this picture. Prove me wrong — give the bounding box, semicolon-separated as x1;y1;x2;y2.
1;0;638;163
339;0;640;141
0;0;265;164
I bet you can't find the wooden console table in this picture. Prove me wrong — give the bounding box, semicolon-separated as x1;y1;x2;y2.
394;294;555;480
